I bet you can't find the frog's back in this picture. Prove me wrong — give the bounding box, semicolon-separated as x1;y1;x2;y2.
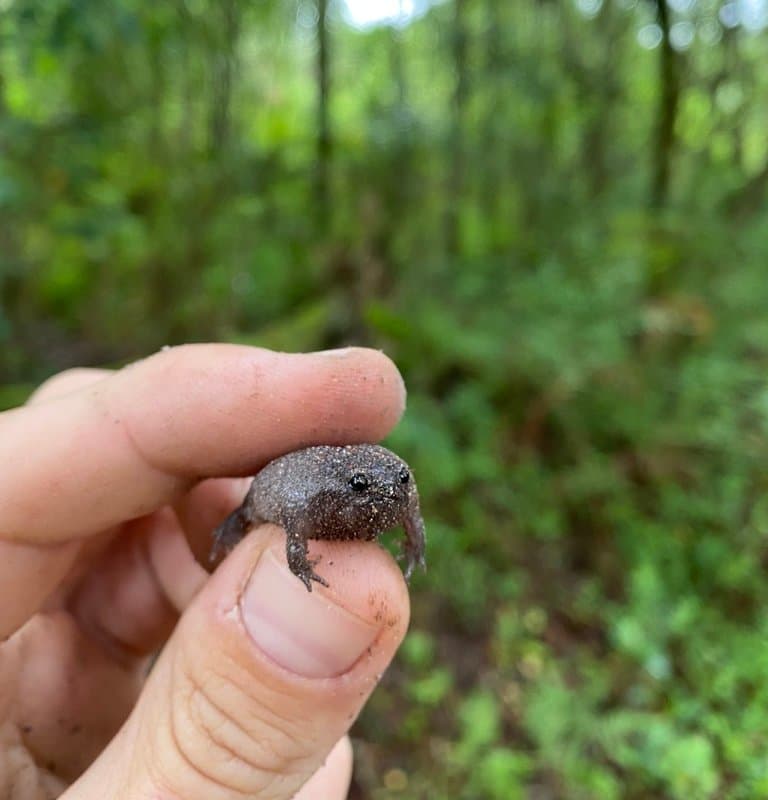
247;446;340;524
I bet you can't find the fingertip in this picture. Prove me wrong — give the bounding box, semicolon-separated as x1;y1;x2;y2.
111;344;407;477
234;528;410;679
316;346;407;427
147;510;209;612
303;536;412;641
359;348;407;435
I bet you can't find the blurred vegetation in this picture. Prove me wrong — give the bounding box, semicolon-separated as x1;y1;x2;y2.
4;0;768;797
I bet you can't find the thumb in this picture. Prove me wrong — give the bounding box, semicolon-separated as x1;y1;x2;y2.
63;526;410;800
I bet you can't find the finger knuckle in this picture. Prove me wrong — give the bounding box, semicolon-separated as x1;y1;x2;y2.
168;651;314;797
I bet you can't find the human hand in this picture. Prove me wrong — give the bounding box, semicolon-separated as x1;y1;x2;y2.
0;344;410;800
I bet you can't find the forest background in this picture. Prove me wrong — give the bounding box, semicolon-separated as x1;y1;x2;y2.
3;0;768;797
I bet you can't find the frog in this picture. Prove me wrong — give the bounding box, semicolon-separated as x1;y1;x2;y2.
210;443;426;591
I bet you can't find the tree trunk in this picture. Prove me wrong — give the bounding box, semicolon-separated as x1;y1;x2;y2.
583;2;621;199
174;0;196;153
446;0;468;255
208;0;240;154
388;1;410;212
650;0;679;208
724;159;768;219
315;0;332;231
390;7;406;111
480;0;502;226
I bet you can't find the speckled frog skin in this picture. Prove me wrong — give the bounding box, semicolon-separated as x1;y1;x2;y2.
211;444;426;591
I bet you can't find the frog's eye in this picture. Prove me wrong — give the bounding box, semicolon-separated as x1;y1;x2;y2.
398;467;410;485
349;473;370;491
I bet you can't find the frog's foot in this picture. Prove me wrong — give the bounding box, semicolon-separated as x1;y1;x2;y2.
286;537;330;592
210;505;252;564
398;531;427;583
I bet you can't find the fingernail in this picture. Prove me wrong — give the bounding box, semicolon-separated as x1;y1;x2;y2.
241;548;380;678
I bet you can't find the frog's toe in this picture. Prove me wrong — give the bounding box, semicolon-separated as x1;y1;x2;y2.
299;572;314;592
310;569;330;590
297;565;329;592
398;540;426;582
289;553;330;591
305;556;330;590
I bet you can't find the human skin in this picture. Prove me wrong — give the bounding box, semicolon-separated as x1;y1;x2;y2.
0;344;411;800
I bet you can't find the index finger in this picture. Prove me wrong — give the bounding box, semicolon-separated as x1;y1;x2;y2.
0;345;406;543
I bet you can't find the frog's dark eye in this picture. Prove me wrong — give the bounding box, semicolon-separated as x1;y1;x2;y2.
349;473;370;492
398;467;410;485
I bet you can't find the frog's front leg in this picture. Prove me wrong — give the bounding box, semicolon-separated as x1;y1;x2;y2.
286;527;330;592
400;496;427;581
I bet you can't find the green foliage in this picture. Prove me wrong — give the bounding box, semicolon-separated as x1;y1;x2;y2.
4;0;768;797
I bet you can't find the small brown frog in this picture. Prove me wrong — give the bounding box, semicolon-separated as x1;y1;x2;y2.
211;444;426;591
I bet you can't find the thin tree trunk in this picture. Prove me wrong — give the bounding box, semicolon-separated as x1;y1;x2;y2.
148;35;165;155
724;159;768;219
480;0;502;225
209;0;239;154
650;0;679;208
390;4;406;110
586;3;612;198
316;0;331;230
389;1;410;207
0;63;20;340
174;0;196;153
446;0;468;255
